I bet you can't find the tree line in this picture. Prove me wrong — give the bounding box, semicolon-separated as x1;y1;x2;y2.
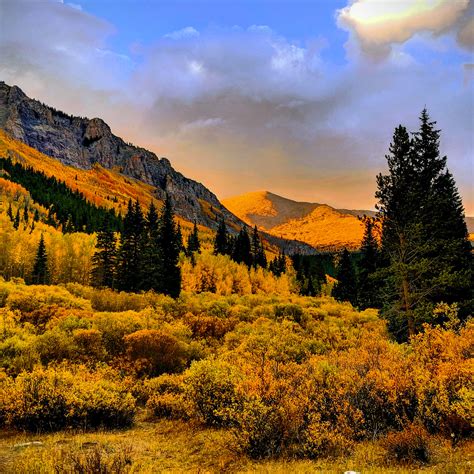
0;156;122;233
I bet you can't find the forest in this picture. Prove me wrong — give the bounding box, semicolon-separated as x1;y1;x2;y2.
0;111;472;472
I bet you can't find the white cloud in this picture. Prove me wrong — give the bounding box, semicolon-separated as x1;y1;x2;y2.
337;0;472;57
164;26;200;40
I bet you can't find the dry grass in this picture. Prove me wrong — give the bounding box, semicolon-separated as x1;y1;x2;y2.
1;415;472;473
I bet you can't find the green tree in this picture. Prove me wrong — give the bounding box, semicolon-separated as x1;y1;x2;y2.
13;209;20;230
157;195;181;298
251;225;267;269
187;221;201;254
232;227;252;267
141;200;161;291
116;199;145;292
376;110;473;339
31;234;49;284
332;249;357;306
213;218;229;255
91;221;117;288
357;217;380;310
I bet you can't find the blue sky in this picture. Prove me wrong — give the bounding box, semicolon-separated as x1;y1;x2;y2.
0;0;473;212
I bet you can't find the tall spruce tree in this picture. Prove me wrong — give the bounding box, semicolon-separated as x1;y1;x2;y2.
376;110;473;339
232;227;252;267
187;222;201;254
31;234;49;284
251;225;267;269
7;203;13;221
157;195;181;298
214;219;229;255
357;217;380;310
13;209;20;230
141;201;161;291
333;249;357;306
116;199;145;292
91;220;117;288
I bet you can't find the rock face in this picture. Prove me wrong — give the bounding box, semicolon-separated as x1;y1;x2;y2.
0;81;234;227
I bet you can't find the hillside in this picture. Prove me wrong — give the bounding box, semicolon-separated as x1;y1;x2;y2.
223;191;367;250
0;81;238;229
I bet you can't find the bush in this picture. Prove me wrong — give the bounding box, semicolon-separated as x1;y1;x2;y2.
183;359;243;426
231;398;285;459
2;366;136;431
383;424;432;465
124;329;189;377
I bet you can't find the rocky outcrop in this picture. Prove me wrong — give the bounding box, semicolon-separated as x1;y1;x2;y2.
0;81;236;227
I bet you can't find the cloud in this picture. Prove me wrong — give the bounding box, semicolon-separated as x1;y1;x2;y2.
164;26;200;40
338;0;472;57
0;0;472;213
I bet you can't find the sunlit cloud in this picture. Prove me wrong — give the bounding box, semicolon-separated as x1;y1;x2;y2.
338;0;472;57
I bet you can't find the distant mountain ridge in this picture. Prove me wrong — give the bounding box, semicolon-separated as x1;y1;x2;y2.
222;191;368;250
223;191;474;250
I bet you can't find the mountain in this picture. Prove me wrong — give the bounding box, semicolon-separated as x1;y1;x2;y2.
0;81;240;229
222;191;371;250
0;82;316;254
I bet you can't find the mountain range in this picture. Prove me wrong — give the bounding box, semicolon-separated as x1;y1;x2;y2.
1;81;472;252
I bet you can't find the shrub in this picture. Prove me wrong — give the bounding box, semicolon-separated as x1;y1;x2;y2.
2;366;136;431
124;329;189;377
383;424;432;465
231;398;285;458
145;374;189;419
299;414;353;459
183;359;243;426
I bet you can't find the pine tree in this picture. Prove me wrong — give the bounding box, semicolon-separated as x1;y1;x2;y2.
213;219;229;255
31;234;49;284
142;201;161;291
13;209;20;230
232;227;252;267
116;199;145;292
251;225;267;269
33;209;40;222
376;110;473;339
176;222;185;253
91;222;117;288
187;222;201;254
7;203;13;221
357;217;380;310
157;195;181;298
23;205;29;224
333;249;357;306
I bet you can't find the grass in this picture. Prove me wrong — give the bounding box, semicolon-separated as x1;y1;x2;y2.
1;413;472;473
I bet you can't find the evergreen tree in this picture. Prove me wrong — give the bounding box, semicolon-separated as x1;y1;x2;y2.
157;195;181;298
91;221;117;288
116;199;145;292
31;234;49;284
251;225;267;269
269;252;286;276
13;209;20;230
33;209;40;222
376;110;473;339
333;249;357;306
232;227;252;267
213;219;229;255
7;203;13;221
357;217;380;310
187;222;201;254
141;201;161;291
176;223;185;253
23;204;29;224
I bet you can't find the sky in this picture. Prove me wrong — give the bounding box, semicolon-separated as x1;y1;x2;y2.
0;0;473;213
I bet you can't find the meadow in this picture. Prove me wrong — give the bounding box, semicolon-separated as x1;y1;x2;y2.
0;279;472;473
